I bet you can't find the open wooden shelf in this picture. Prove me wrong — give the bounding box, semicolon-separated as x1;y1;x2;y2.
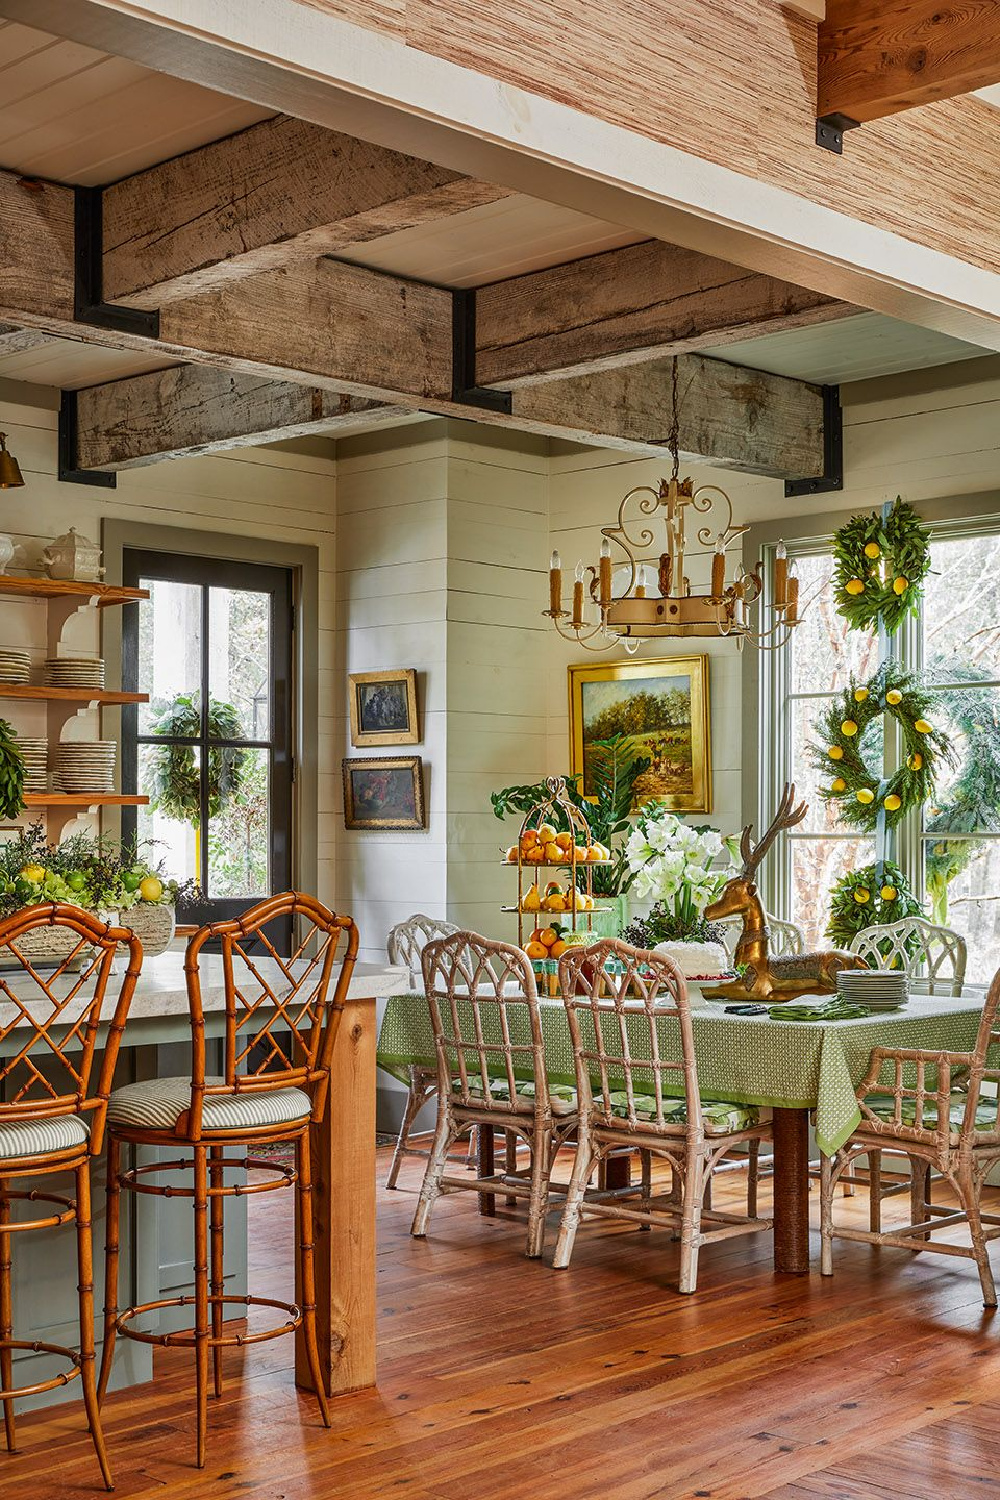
0;685;148;705
0;576;148;607
22;794;148;808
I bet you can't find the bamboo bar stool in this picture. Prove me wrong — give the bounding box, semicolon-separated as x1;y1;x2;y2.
98;893;358;1469
384;914;460;1189
0;903;141;1492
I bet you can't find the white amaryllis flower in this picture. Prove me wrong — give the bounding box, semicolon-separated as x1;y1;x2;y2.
625;805;733;933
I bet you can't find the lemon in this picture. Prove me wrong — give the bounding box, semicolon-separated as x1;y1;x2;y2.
828;746;844;761
880;885;898;902
864;542;881;559
139;875;164;903
853;887;871;904
854;688;869;702
893;576;909;595
883;793;902;812
831;777;847;793
856;788;875;804
841;719;858;737
885;689;902;705
907;752;923;771
914;718;933;734
19;864;45;885
844;578;865;596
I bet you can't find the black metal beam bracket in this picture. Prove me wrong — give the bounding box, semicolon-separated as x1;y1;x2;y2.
74;186;160;338
815;113;860;155
451;289;512;414
784;384;843;498
58;391;116;488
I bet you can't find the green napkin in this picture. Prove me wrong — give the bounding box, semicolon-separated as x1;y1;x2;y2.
769;999;871;1022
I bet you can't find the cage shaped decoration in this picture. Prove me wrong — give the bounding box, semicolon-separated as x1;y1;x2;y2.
501;775;612;951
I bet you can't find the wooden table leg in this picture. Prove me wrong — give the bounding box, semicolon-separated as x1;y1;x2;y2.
772;1106;810;1274
603;1152;632;1191
478;1123;496;1216
296;992;376;1397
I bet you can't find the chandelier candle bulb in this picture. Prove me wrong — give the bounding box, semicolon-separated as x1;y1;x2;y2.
711;539;726;598
549;551;562;614
774;541;788;608
786;573;800;625
599;537;612;607
635;564;648;599
572;562;584;628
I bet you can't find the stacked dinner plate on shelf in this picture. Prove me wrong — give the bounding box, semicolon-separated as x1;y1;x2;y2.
44;656;105;690
836;968;910;1011
0;649;30;685
15;736;48;793
55;740;117;794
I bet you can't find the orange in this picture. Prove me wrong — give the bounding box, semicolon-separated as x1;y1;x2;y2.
525;940;548;960
549;940;568;958
539;927;560;948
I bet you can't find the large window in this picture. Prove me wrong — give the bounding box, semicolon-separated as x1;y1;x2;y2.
121;550;294;926
768;521;1000;982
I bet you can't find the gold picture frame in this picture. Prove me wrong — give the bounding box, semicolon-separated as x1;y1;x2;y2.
348;668;419;747
343;755;426;830
568;655;711;813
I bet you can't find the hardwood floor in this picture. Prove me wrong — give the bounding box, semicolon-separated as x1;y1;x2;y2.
4;1149;1000;1499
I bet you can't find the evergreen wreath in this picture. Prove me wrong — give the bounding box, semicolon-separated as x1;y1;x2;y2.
826;860;922;950
832;497;930;635
144;694;248;828
808;660;950;832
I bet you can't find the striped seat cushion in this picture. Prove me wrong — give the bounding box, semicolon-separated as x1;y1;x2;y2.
0;1114;88;1161
107;1076;311;1134
605;1093;759;1135
866;1091;998;1144
452;1076;578;1116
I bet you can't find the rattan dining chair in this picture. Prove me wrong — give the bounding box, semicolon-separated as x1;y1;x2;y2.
719;911;804;962
410;930;578;1258
0;904;141;1491
97;892;358;1469
552;938;773;1293
850;915;967;995
384;914;460;1189
821;965;1000;1304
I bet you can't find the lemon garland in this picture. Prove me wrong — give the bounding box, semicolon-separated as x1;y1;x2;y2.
833;498;930;635
826;861;921;949
808;661;950;832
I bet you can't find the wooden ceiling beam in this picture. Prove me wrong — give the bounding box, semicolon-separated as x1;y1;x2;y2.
102;114;511;308
474;240;860;388
74;365;412;469
819;0;1000;124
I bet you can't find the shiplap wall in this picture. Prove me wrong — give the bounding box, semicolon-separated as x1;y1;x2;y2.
0;385;338;893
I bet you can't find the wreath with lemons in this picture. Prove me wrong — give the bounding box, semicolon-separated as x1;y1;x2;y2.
826;860;922;949
809;661;950;833
833;498;930;635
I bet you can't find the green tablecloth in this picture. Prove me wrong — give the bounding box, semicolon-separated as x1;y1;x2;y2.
376;991;984;1156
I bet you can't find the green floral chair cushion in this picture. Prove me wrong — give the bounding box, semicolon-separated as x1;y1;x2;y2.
604;1092;759;1135
451;1075;578;1116
865;1091;1000;1142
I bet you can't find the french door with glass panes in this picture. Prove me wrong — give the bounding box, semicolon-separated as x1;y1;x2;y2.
121;550;294;926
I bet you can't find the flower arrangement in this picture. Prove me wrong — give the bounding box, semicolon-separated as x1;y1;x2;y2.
622;807;732;943
0;824;200;922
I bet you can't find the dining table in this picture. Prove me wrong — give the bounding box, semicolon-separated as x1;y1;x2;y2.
377;986;986;1272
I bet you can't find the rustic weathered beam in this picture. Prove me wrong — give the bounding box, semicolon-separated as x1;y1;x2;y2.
475;240;859;387
102;114;509;308
74;366;409;469
0;323;57;357
508;355;826;476
819;0;1000;124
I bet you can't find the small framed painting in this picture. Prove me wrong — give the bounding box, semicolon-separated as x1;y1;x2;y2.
568;654;712;813
343;755;426;830
349;668;419;748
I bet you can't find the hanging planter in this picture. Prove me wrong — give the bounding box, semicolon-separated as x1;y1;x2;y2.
144;694;248;828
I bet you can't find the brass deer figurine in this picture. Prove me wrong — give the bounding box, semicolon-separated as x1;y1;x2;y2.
702;782;867;1003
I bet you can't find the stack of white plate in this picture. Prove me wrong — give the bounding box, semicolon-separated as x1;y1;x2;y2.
0;649;30;685
15;736;48;792
837;968;910;1010
55;741;117;793
45;656;105;690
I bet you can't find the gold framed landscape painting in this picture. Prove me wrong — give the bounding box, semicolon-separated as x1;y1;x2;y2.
568;655;711;813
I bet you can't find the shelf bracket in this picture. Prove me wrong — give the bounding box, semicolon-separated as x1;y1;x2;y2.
815;113;860;155
451;289;512;414
74;186;160;338
58;391;116;488
784;385;843;497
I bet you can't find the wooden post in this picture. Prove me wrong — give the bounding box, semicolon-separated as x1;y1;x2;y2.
772;1107;810;1274
296;992;376;1396
478;1122;496;1216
